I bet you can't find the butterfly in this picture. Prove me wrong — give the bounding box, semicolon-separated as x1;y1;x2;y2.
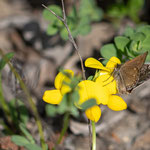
112;52;150;94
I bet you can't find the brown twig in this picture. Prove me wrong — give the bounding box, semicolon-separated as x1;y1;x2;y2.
42;1;92;149
42;1;86;80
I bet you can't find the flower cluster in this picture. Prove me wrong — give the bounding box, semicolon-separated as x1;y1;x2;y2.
43;57;127;122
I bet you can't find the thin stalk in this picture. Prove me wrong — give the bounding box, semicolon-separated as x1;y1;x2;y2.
88;119;92;150
0;50;46;150
0;73;12;123
52;112;70;150
57;112;70;144
92;121;96;150
42;3;86;80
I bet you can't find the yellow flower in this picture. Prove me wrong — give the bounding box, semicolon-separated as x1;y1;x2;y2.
43;70;110;122
77;80;109;122
85;56;121;74
85;105;101;122
96;75;117;94
107;95;127;111
43;56;127;123
85;56;127;112
43;69;74;104
85;56;121;94
77;80;109;105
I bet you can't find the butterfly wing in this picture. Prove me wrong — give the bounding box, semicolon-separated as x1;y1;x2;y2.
116;52;148;94
120;65;139;93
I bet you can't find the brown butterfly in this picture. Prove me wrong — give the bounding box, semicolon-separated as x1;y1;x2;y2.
113;51;150;94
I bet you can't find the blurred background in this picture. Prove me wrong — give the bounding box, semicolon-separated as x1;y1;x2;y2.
0;0;150;149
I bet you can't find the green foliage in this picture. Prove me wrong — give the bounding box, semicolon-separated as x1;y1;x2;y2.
24;144;43;150
107;0;144;23
0;52;14;71
19;123;35;144
87;75;94;80
45;104;57;117
8;99;29;125
45;69;81;117
11;135;44;150
101;44;117;60
43;0;103;40
11;123;48;150
45;70;97;118
11;135;30;146
100;25;150;63
80;99;97;111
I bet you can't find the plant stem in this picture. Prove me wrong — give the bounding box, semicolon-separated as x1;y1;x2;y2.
88;119;92;150
0;73;12;124
92;121;96;150
57;112;70;144
42;2;86;80
52;112;70;150
0;50;46;150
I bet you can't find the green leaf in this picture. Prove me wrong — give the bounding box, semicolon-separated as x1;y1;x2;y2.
79;24;91;36
0;52;14;71
91;8;103;21
45;104;57;117
124;26;134;37
9;99;29;124
129;41;139;52
79;0;103;22
136;25;150;36
79;0;93;17
43;5;62;22
71;106;79;117
114;36;130;52
57;94;67;114
69;25;79;39
69;5;78;19
107;4;127;19
25;144;42;150
130;32;146;42
125;47;137;58
19;105;29;124
127;0;144;22
71;90;79;103
11;135;29;146
60;28;68;40
141;37;150;50
19;123;35;144
80;99;97;111
100;44;117;59
87;76;93;80
76;17;90;35
69;76;80;89
47;24;58;35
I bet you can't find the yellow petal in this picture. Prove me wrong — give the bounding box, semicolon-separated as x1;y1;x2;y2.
96;75;117;94
85;105;101;122
54;69;74;90
85;58;110;71
106;57;121;72
43;90;62;104
107;95;127;111
61;84;72;95
78;80;109;105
